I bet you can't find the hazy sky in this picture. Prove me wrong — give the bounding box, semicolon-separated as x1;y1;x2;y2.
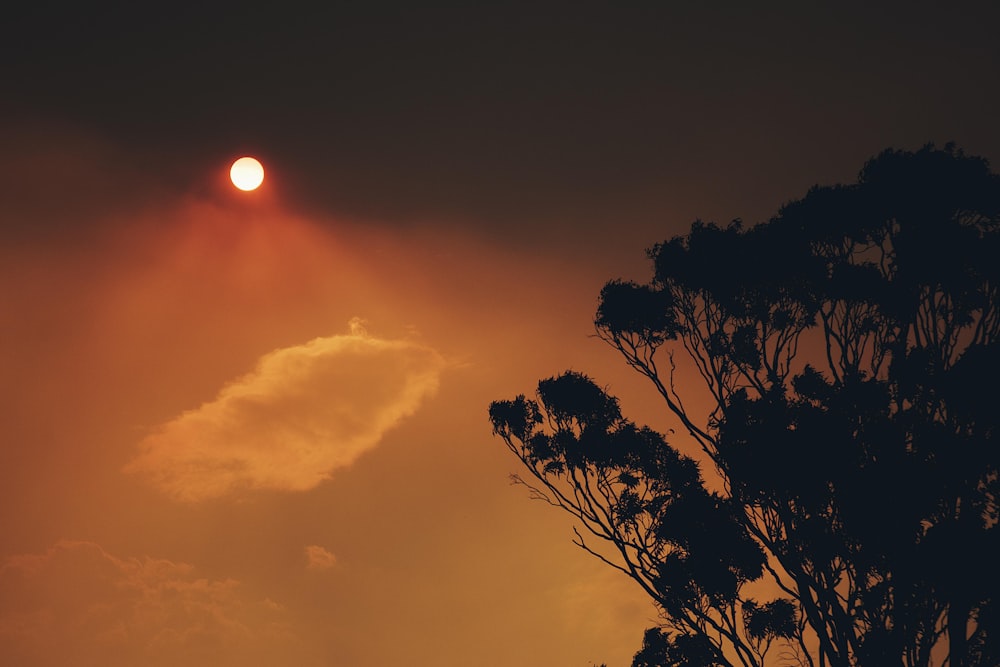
2;3;999;666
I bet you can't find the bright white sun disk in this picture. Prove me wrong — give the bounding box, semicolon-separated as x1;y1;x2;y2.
230;157;264;191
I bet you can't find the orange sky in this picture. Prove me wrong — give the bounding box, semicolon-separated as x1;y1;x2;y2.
3;5;999;665
4;116;999;667
0;129;682;667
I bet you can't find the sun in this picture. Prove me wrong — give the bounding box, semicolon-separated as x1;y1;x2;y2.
230;157;264;191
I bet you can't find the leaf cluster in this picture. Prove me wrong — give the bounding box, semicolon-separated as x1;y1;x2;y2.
491;145;1000;667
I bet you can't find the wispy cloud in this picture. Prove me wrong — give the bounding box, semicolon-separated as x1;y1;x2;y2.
304;545;337;571
125;319;447;502
0;541;293;666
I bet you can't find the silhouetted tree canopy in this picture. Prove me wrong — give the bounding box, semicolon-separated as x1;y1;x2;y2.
489;145;1000;667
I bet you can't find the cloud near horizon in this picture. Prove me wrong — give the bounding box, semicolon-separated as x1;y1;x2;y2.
125;320;447;502
0;540;294;667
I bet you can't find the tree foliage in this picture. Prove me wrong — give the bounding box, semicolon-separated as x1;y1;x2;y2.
489;145;1000;667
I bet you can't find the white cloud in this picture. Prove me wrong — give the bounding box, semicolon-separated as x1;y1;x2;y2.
125;321;447;502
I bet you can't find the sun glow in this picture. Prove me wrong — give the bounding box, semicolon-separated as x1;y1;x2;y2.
230;157;264;191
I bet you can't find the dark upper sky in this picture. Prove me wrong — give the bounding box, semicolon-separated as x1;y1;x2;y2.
4;2;1000;246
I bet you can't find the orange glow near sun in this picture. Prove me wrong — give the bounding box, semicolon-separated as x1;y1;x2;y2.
230;156;265;191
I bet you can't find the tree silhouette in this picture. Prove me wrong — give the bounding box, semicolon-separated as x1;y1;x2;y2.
490;145;1000;667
